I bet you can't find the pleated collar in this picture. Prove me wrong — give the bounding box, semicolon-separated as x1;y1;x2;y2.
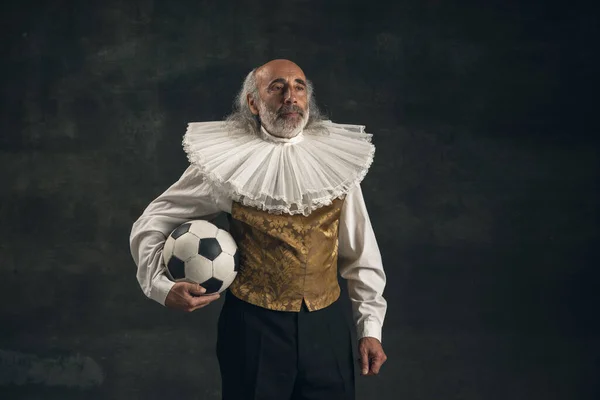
182;120;375;216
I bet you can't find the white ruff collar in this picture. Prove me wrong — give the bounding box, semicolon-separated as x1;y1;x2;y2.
182;120;375;216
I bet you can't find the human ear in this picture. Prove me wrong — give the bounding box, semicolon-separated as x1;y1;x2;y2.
247;94;259;115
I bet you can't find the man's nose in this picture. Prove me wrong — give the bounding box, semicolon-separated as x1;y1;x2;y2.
283;87;296;104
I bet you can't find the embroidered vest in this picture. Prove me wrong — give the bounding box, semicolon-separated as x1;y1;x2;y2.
227;198;345;312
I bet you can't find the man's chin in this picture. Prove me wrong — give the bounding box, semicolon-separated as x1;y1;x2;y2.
268;123;303;138
279;112;302;120
261;112;308;138
275;119;303;131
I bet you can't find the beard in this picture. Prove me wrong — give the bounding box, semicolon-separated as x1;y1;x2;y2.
257;101;310;139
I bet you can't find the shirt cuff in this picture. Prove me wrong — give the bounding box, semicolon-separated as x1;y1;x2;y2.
149;273;176;306
357;319;383;342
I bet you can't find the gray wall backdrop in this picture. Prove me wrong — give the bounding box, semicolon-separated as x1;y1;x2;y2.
1;0;598;399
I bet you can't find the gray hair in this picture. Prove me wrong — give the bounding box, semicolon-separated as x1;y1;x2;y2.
224;68;327;136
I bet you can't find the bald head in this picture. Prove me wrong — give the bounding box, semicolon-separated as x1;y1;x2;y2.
254;59;307;88
247;59;310;138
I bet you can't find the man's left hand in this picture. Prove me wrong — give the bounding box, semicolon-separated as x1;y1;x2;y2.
358;337;387;376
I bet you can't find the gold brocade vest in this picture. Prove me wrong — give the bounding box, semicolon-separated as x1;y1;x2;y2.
227;198;345;312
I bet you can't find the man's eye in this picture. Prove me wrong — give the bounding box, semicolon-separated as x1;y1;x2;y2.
296;86;305;91
272;85;283;91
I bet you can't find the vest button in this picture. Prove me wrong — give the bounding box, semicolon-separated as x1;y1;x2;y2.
301;246;308;254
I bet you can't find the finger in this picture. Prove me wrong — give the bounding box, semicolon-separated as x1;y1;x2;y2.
370;357;383;375
187;283;207;296
370;353;388;375
359;351;369;376
189;292;220;308
189;298;219;312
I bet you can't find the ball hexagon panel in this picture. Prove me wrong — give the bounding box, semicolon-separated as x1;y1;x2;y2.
172;232;201;261
167;256;186;280
184;255;213;284
188;220;219;239
199;277;223;294
212;253;235;281
198;238;222;261
216;229;237;255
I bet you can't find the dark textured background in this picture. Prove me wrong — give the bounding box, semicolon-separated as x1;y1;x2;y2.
1;0;598;399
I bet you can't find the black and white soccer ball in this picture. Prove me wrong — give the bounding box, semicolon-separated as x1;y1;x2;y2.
162;220;239;294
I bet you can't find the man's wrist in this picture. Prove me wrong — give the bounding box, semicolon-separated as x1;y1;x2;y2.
357;319;382;343
150;274;176;306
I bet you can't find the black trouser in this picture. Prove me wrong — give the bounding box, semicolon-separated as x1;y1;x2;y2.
216;291;355;400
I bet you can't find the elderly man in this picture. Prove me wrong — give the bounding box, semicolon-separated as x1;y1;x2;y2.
130;59;387;400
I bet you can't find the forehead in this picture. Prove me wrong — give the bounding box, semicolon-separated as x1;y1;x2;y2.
256;62;306;85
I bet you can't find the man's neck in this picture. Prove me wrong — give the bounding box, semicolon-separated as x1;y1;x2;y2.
260;125;303;139
259;125;304;144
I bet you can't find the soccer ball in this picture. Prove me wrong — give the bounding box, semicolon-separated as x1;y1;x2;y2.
162;220;239;294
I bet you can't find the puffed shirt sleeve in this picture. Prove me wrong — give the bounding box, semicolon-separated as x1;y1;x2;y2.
129;165;229;306
338;183;388;342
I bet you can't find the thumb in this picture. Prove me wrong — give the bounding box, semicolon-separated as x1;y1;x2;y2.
187;283;206;296
360;349;369;375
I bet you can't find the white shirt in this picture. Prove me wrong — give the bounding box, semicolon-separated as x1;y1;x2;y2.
129;127;388;342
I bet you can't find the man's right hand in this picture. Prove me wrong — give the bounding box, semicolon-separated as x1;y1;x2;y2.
165;282;221;312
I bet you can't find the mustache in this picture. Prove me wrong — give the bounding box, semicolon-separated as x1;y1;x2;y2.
277;105;304;116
